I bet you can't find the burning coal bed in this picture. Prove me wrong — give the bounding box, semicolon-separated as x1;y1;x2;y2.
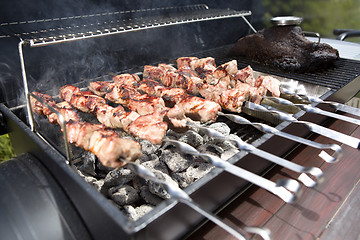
66;113;265;221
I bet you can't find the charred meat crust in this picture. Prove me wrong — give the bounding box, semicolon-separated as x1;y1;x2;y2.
231;26;339;73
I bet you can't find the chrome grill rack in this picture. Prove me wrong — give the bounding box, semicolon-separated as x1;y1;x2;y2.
1;4;253;47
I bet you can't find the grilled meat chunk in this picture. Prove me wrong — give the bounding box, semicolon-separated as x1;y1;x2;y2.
127;112;168;145
234;65;256;86
138;78;187;105
143;64;203;95
106;84;166;115
88;81;115;96
255;75;281;97
70;93;106;113
30;92;57;115
59;85;81;102
173;95;221;122
31;92;80;124
88;129;141;168
67;121;141;168
95;104;140;129
113;73;140;87
235;82;266;104
176;57;199;69
231;26;339;72
47;101;81;125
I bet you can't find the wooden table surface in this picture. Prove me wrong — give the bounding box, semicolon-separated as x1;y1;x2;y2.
187;113;360;240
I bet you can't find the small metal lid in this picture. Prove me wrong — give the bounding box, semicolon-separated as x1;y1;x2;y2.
271;16;303;26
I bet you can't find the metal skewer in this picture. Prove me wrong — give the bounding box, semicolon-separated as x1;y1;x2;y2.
184;123;323;188
264;96;360;126
245;101;360;149
218;112;342;163
164;138;301;203
282;87;360;118
122;160;271;240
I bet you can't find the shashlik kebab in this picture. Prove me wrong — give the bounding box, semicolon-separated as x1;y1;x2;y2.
140;58;342;162
89;76;221;123
143;57;281;113
176;57;360;129
60;84;168;145
30;92;142;168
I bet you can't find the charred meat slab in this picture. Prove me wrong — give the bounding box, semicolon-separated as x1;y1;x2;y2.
231;26;339;72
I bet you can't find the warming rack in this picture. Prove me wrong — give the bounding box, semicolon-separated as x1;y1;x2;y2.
1;4;254;47
8;4;256;164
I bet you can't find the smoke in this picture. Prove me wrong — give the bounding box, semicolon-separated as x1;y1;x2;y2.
0;0;255;107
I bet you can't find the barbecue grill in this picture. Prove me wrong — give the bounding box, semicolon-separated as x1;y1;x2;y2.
1;1;360;240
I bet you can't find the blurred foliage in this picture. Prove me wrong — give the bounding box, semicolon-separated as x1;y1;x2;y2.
0;134;14;162
261;0;360;42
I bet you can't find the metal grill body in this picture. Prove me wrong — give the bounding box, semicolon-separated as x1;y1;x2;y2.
1;2;360;240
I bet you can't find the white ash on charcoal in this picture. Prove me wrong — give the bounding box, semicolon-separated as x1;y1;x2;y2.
99;167;137;196
159;149;193;173
221;147;240;160
208;122;231;136
186;161;213;181
77;170;104;191
122;204;154;222
109;185;141;206
139;139;161;157
137;152;157;164
147;169;179;199
95;160;115;178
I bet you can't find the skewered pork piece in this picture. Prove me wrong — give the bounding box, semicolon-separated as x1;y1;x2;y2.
126;112;169;145
174;57;283;111
60;85;168;144
177;57;281;98
60;85;139;129
137;78;187;106
31;92;81;125
30;92;142;168
47;101;81;125
113;73;140;88
144;64;250;113
90;80;189;128
176;57;237;86
104;84;166;116
233;65;257;86
30;92;57;115
143;64;203;95
66;121;141;168
112;74;221;123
